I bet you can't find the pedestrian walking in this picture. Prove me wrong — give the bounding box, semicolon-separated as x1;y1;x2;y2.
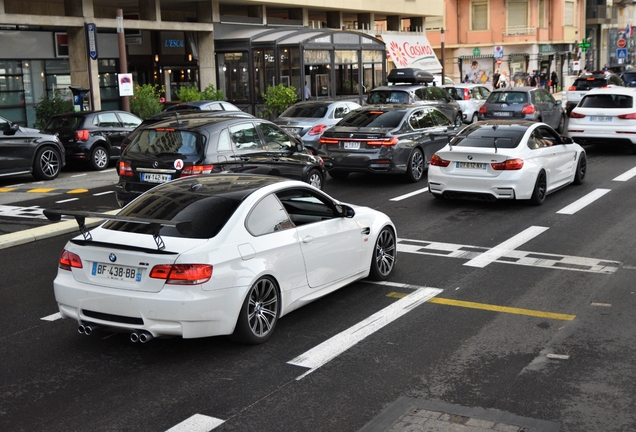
492;69;501;89
550;71;559;93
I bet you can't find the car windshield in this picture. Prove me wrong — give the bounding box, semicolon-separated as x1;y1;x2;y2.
487;92;528;104
126;129;201;155
444;87;463;101
280;104;329;118
450;126;524;149
103;191;241;239
368;90;410;104
45;116;84;130
579;94;633;108
623;73;636;86
572;77;608;90
337;109;405;128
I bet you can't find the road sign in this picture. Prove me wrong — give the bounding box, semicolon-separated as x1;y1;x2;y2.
618;38;627;48
494;46;504;58
497;58;502;65
85;23;98;60
617;48;628;60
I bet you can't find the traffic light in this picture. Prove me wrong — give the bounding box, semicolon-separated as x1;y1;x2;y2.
567;52;572;60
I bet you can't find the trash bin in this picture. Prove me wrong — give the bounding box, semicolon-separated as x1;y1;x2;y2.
69;86;91;112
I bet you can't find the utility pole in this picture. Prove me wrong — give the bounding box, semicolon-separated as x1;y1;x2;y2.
116;9;130;112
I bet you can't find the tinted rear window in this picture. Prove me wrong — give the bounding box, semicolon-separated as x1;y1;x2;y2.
444;87;463;100
126;129;202;155
572;78;608;90
103;191;241;239
451;126;525;149
487;92;528;104
280;104;329;118
579;94;633;108
368;90;410;104
337;110;406;128
45;116;84;130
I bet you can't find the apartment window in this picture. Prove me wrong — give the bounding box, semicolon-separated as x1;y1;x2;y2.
539;0;546;28
564;1;574;26
507;0;528;30
472;1;488;31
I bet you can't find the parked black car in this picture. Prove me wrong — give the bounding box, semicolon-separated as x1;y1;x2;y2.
43;110;142;170
0;115;65;180
317;104;458;182
479;87;565;132
115;115;325;207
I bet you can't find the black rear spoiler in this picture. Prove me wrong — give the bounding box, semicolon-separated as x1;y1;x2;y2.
43;209;192;251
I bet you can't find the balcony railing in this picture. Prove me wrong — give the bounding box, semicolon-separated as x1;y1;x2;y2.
503;26;536;36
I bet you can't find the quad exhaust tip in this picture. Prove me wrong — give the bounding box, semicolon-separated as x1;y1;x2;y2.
130;332;154;343
77;323;102;335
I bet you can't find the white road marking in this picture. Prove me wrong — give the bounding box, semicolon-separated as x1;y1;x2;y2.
556;188;611;215
99;168;116;174
613;167;636;182
165;414;225;432
41;312;62;321
71;173;88;177
0;204;47;219
288;286;443;380
464;226;549;268
93;191;115;196
55;198;79;204
390;187;429;201
398;238;620;274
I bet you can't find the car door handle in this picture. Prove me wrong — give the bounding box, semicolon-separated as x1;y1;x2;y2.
272;157;281;161
239;157;250;161
361;227;370;235
302;235;314;243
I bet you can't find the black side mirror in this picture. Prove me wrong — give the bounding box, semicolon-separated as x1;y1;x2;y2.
561;136;574;144
4;122;19;136
337;204;355;218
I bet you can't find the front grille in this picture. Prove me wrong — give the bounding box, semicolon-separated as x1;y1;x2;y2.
82;310;144;325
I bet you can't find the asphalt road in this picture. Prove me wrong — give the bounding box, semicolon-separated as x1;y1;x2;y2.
1;145;635;432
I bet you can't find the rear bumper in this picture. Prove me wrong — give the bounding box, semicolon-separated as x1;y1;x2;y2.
322;151;405;174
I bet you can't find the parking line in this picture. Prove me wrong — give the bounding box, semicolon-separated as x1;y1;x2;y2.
27;188;56;193
165;414;225;432
41;312;62;321
0;188;17;193
613;167;636;182
464;226;549;268
288;286;443;380
556;188;611;215
390;187;429;201
67;189;89;194
93;191;115;196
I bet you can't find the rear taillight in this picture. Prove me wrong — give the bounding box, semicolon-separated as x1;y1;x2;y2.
430;154;451;167
479;105;487;114
569;111;585;119
617;113;636;119
150;264;212;285
75;130;90;141
59;249;83;271
568;86;576;91
464;88;471;100
366;137;399;146
308;124;328;136
180;165;214;177
521;104;536;115
118;160;133;177
319;137;339;144
491;158;524;170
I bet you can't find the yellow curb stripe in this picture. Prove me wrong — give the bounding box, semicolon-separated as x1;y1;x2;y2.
27;188;56;193
385;292;575;321
0;188;17;192
67;189;89;194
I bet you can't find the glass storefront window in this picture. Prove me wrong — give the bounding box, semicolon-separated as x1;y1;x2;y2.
254;50;264;99
362;50;383;63
304;50;331;64
264;49;275;94
218;52;250;102
335;50;358;64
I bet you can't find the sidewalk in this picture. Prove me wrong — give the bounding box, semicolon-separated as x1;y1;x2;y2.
359;398;560;432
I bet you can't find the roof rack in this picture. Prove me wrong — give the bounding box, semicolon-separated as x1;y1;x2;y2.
387;68;434;84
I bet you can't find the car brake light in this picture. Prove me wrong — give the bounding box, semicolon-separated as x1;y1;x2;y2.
155;128;175;131
521;104;535;115
430;154;451;167
464;88;471;100
308;124;328;136
617;113;636;119
180;165;214;177
150;264;212;285
59;249;83;270
319;137;339;144
75;130;90;141
568;86;576;91
367;137;398;146
569;111;585;119
479;105;487;114
491;158;524;170
118;160;133;177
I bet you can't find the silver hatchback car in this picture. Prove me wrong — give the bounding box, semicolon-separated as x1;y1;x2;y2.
443;84;491;124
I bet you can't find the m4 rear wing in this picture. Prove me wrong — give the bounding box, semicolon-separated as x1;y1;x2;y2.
44;209;191;251
387;68;434;85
